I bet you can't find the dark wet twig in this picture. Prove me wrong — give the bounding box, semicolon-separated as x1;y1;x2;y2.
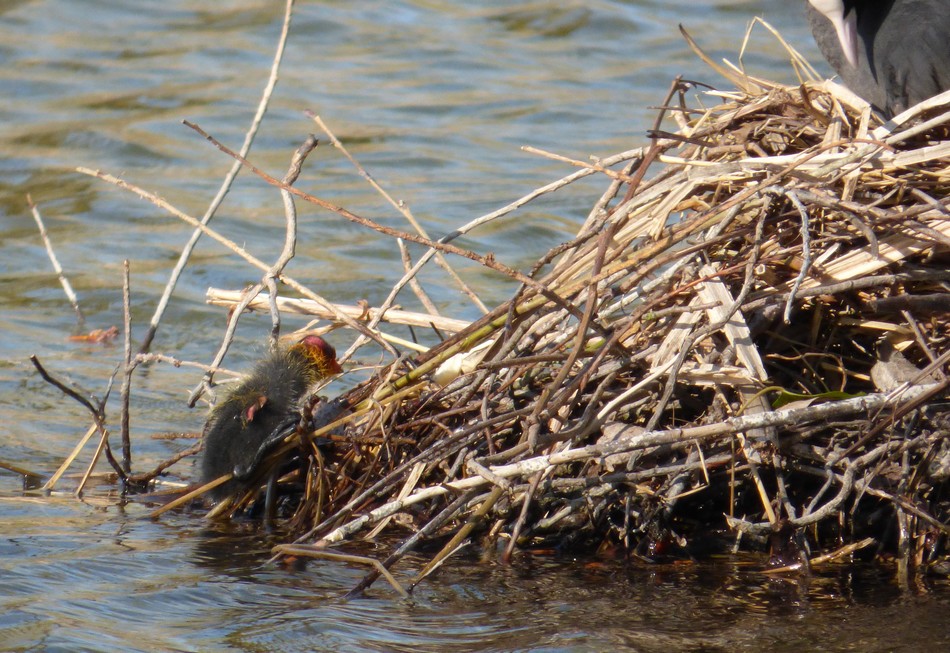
345;488;481;598
120;260;133;475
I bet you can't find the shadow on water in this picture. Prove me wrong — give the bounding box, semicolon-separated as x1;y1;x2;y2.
157;509;950;653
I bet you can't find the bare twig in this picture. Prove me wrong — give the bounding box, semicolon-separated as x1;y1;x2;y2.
27;195;85;328
120;259;133;475
309;112;488;314
138;0;297;352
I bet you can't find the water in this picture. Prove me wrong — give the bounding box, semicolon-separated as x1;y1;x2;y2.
1;1;948;651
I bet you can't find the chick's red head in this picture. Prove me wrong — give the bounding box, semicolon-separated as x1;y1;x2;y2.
294;335;343;377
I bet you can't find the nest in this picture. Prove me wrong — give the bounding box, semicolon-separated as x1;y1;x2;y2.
189;72;950;594
36;25;946;596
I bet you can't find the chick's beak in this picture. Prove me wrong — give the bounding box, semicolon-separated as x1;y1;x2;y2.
326;357;343;375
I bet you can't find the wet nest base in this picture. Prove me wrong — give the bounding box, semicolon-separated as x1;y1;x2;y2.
197;72;950;593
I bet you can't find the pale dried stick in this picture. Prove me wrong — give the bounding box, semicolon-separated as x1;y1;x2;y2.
43;423;98;492
139;0;296;353
265;135;318;343
272;547;409;598
520;145;636;182
397;238;440;316
205;289;469;332
76;425;111;496
132;352;240;378
27;195;85;328
739;17;822;84
149;476;230;518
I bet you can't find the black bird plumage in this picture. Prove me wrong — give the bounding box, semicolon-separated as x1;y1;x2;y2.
200;335;342;502
806;0;950;117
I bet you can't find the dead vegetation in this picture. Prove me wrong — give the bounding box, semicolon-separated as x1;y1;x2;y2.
26;12;950;596
199;73;949;594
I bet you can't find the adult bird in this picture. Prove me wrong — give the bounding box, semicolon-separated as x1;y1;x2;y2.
200;334;342;502
805;0;950;117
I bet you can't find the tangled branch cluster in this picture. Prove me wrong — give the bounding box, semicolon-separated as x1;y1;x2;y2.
236;78;950;591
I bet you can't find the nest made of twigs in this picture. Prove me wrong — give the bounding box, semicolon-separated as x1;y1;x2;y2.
189;68;949;595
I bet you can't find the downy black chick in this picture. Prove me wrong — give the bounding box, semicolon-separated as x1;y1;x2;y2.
199;335;342;502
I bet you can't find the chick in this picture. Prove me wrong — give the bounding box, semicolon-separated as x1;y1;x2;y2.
200;335;342;502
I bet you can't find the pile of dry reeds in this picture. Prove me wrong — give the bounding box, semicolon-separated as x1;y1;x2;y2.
177;60;950;593
29;16;945;596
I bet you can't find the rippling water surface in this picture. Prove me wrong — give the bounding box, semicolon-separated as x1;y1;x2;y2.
1;1;948;651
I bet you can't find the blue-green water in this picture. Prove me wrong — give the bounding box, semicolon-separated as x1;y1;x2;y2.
1;1;947;651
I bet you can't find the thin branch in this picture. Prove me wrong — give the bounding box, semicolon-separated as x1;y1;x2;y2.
397;238;441;316
120;259;133;475
309;112;488;314
178;120;590;326
138;0;296;353
27;195;85;328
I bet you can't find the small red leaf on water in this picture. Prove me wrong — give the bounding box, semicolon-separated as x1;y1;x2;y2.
68;326;120;344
